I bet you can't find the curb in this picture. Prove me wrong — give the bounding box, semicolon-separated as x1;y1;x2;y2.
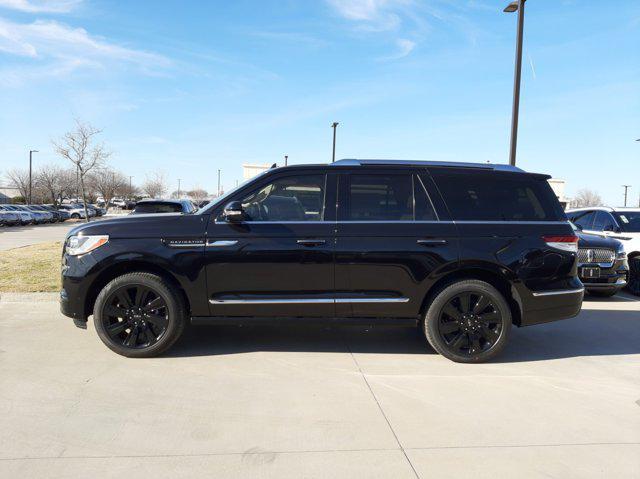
0;292;59;302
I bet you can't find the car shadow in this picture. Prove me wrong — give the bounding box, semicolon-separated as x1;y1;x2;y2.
166;309;640;362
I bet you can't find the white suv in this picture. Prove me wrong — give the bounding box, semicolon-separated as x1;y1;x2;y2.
566;207;640;262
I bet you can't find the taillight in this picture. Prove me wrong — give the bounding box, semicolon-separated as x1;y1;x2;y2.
543;235;579;253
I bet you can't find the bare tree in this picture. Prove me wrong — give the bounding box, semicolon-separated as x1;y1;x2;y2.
53;120;110;221
6;168;30;200
187;188;208;204
35;164;74;205
142;171;167;198
88;168;128;210
572;189;603;208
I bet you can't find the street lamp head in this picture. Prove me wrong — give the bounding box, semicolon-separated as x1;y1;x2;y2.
331;122;339;128
503;1;519;13
30;149;39;153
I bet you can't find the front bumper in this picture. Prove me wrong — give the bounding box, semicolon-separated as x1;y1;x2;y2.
578;258;629;293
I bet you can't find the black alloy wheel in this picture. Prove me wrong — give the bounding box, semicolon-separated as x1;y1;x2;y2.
94;272;186;357
437;292;502;357
424;279;511;363
101;285;169;349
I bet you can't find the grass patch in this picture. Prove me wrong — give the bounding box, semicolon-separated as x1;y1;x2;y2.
0;242;62;293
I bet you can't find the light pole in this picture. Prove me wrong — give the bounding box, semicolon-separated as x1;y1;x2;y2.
129;176;133;201
217;169;221;197
28;149;38;204
504;0;526;166
331;122;339;163
284;155;288;166
177;178;181;198
622;185;631;207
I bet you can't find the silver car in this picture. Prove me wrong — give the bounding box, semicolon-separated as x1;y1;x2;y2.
2;205;35;225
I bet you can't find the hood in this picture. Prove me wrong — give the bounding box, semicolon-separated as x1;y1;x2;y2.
67;213;207;240
576;230;622;249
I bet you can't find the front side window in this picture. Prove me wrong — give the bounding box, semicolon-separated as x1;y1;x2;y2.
240;174;325;222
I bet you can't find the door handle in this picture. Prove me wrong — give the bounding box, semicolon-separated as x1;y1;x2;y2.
297;239;326;246
417;239;447;246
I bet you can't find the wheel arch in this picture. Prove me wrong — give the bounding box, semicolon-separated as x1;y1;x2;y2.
419;263;523;326
84;260;192;319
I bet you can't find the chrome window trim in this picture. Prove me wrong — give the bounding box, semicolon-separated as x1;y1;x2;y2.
211;220;568;225
531;288;584;297
210;297;410;305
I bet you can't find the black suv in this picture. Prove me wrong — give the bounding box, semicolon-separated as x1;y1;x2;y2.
60;160;583;363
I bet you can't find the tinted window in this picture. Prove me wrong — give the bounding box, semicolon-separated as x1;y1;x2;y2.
615;211;640;232
573;211;596;230
347;174;413;221
134;202;183;214
593;211;617;231
431;170;563;221
240;174;325;221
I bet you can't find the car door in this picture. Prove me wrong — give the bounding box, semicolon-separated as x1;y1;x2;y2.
334;168;458;319
205;170;336;318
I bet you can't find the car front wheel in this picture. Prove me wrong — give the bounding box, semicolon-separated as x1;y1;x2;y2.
423;280;511;363
93;272;187;358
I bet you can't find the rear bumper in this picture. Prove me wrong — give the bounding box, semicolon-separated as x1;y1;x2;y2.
519;279;584;327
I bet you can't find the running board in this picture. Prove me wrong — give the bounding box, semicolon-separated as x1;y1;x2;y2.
191;316;419;327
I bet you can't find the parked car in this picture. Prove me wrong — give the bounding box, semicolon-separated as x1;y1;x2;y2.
1;205;35;225
130;199;197;215
26;205;55;223
571;222;628;296
90;204;107;216
566;207;640;293
14;205;48;224
58;204;87;220
61;159;582;362
43;205;70;222
0;209;21;226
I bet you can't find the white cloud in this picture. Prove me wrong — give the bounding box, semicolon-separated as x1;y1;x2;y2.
0;18;170;84
326;0;407;31
378;38;415;60
0;0;82;13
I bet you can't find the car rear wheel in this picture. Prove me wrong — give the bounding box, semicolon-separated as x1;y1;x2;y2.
94;272;186;358
424;280;511;363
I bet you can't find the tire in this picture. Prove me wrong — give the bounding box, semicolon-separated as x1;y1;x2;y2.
423;280;512;363
93;272;187;358
71;213;80;219
587;289;617;298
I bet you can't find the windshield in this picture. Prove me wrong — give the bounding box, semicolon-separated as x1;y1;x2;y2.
615;211;640;232
196;169;272;215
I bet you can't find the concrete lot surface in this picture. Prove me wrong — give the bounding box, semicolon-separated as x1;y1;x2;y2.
0;294;639;478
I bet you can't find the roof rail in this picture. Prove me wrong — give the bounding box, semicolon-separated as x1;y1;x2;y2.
331;158;524;172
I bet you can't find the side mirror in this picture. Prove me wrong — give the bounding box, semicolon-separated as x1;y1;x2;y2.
574;223;583;231
223;201;245;222
604;224;620;233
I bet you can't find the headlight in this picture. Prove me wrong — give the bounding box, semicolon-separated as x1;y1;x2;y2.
66;235;109;256
616;245;626;260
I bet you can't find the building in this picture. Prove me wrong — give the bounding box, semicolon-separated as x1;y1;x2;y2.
242;164;270;181
547;179;568;209
0;185;20;204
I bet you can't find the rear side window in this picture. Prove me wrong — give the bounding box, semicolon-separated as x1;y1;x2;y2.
343;174;438;221
572;211;596;230
430;169;564;221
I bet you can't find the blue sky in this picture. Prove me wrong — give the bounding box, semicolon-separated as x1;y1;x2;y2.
0;0;638;204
